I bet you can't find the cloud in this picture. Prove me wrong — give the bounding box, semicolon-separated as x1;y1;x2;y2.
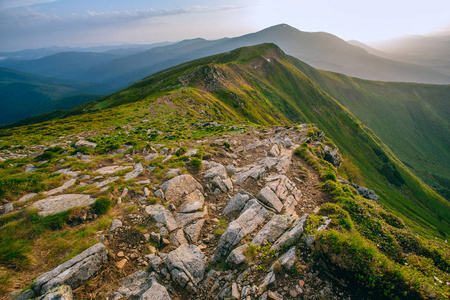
0;0;58;9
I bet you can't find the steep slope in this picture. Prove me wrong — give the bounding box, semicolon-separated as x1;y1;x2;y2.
4;44;448;239
0;67;103;125
291;59;450;199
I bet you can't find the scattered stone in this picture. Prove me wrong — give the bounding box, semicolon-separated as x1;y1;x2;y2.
267;290;283;300
117;251;125;258
2;203;13;214
226;244;248;266
33;243;107;295
55;168;80;177
24;164;36;173
45;179;76;196
144;153;159;161
179;190;205;213
74;140;97;148
141;279;171;300
175;208;208;228
165;168;181;177
166;244;206;290
271;214;308;251
276;247;297;271
32;194;95;217
203;162;227;179
342;181;380;200
121;187;129;198
124;163;144;180
259;271;276;293
11;288;35;300
109;219;123;232
231;282;240;299
17;193;37;202
160;174;203;204
154;189;165;200
324;146;341;167
145;204;179;232
269;145;280;157
96;176;119;188
184;219;205;243
257;186;283;213
252;214;296;246
113;270;153;299
159;227;169;237
95;165;132;175
222;192;250;216
116;259;127;269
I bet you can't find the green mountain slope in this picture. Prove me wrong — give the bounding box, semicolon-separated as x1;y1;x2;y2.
291;60;450;199
4;44;448;239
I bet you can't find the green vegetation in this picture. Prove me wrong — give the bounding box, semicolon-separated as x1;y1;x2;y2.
91;196;113;215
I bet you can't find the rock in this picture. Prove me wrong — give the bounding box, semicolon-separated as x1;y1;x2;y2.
252;214;296;246
2;202;13;214
174;208;208;228
121;188;129;198
211;176;233;192
33;243;107;295
161;155;172;163
259;271;276;293
154;189;165;200
37;285;72;300
144;187;151;197
269;145;280;157
185;149;198;156
257;187;283;213
271;214;308;251
342;181;380;200
289;289;298;298
160;174;203;204
165;168;181;177
144;153;159;161
113;270;153;299
116;259;127;269
212;200;269;262
226;164;237;174
184;219;205;243
324;146;341;168
32;194;95;217
141;279;171;300
124;163;144;180
231;282;240;299
159;227;169;237
117;251;125;258
24;164;36;173
179;190;204;213
166;244;206;289
109;219;122;231
145;204;179;232
203;162;227;179
45;179;76;196
267;290;283;300
222;192;250;216
11;289;34;300
170;229;188;246
75;140;97;148
95;165;132;175
148;256;165;274
55;168;80;177
303;235;315;247
276;247;297;271
96;176;119;188
17;193;37;202
226;244;248;266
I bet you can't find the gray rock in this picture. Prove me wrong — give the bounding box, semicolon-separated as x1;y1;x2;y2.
74;140;97;148
95;165;132;175
159;227;169;237
11;289;34;300
170;229;188;246
45;179;76;196
166;244;206;288
148;256;165;274
184;219;205;243
259;271;276;293
226;244;248;266
203;162;227;179
211;176;232;193
124;163;144;181
231;282;240;299
2;202;13;214
342;181;380;200
252;214;297;246
113;270;153;299
96;176;119;188
154;189;165;200
145;205;179;232
212;200;269;262
303;235;315;247
269;145;280;157
271;214;309;251
17;193;37;202
33;243;107;295
222;192;250;216
165;168;180;177
160;174;203;204
185;149;198;156
324;146;341;168
257;186;283;213
32;194;95;217
109;219;122;231
174;208;208;228
178;190;204;213
54;168;80;177
141;279;171;300
276;246;297;271
36;285;72;300
24;164;36;173
144;153;159;161
225;164;237;174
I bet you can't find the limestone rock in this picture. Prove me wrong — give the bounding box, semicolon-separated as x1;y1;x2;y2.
203;162;227;179
259;271;276;293
124;163;144;181
271;214;308;251
166;244;206;288
324;146;341;168
74;140;97;148
32;194;95;217
257;187;283;213
109;219;122;231
17;193;37;202
45;179;76;196
141;279;171;300
252;214;297;246
179;190;204;213
226;244;248;266
113;270;153;299
33;243;107;295
144;153;159;161
222;192;250;216
96;176;119;188
342;181;380;200
174;207;208;228
95;165;132;175
160;174;203;204
36;285;72;300
269;145;280;157
24;164;36;173
212;200;269;262
276;246;297;271
145;205;179;232
170;229;188;246
184;219;205;243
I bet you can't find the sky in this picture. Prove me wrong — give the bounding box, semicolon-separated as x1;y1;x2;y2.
0;0;449;51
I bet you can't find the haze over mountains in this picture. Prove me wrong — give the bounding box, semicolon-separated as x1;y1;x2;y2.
1;24;450;126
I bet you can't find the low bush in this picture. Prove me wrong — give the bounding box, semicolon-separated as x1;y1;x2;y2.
92;196;113;215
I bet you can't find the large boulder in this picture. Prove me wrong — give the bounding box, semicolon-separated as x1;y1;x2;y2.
342;181;380;200
33;243;107;295
222;191;251;216
271;214;309;251
160;175;203;204
257;187;283;213
32;194;95;217
324;146;341;168
166;244;206;291
178;190;204;213
212;199;269;262
252;214;297;246
145;205;179;232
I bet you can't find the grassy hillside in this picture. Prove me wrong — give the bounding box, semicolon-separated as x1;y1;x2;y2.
2;44;448;239
291;60;450;199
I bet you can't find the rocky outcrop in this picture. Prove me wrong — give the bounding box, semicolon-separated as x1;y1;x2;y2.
342;181;380;200
124;163;144;180
324;146;341;167
113;270;171;300
160;174;203;204
37;285;73;300
74;140;97;148
252;214;297;246
271;214;308;250
145;204;179;232
32;194;95;217
33;243;107;295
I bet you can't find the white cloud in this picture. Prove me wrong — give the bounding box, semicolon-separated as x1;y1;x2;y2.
0;0;58;9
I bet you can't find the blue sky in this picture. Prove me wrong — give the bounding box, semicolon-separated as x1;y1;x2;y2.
0;0;449;51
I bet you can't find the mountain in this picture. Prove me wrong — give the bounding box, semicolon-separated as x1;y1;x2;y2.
1;44;449;299
290;59;450;200
0;67;102;125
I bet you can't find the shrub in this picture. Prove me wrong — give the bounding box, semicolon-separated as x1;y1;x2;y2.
175;146;187;157
318;203;354;231
92;196;113;215
223;142;231;149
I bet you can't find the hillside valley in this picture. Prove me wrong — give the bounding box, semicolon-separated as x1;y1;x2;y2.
0;44;449;300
